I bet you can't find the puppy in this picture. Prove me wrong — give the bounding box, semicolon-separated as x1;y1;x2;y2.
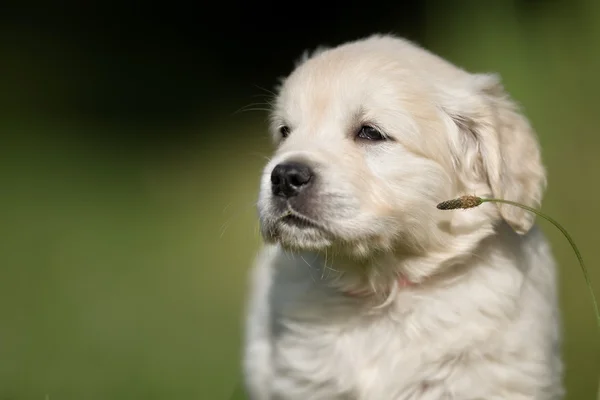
243;34;563;399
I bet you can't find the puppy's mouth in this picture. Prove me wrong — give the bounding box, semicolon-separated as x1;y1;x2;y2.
278;210;323;230
259;205;333;250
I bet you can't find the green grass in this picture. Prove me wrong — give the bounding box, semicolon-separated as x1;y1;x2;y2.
0;126;266;399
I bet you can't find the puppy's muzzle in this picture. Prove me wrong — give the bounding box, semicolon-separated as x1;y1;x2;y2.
271;161;314;198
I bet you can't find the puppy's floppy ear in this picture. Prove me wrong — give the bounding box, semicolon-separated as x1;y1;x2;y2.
274;46;330;94
294;45;330;68
446;73;547;235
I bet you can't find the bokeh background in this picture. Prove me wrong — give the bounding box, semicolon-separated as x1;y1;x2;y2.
2;0;600;398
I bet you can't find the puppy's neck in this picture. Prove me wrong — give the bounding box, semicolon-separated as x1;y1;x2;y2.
311;251;413;297
293;221;501;300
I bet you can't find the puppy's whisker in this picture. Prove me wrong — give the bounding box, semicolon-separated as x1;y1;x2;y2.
299;255;317;282
252;222;261;239
233;107;272;115
295;254;316;280
219;200;258;239
322;249;341;279
248;152;272;163
222;201;234;215
248;93;275;101
253;84;278;99
320;251;327;280
231;102;273;116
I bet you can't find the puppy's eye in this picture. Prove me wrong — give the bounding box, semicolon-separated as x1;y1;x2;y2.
279;126;291;138
357;125;386;141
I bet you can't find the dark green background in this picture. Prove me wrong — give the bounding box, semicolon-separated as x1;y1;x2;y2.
2;1;600;398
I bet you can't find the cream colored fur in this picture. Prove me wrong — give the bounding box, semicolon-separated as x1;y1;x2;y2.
243;34;563;399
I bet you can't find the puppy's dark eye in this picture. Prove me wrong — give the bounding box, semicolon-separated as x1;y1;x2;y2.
279;126;291;138
357;125;386;141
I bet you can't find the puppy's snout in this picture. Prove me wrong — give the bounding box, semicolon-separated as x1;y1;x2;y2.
271;162;314;198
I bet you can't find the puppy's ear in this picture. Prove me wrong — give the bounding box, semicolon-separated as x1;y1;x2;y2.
274;46;330;94
294;45;329;68
445;73;547;235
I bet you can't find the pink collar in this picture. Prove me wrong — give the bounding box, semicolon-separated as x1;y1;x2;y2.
342;276;414;297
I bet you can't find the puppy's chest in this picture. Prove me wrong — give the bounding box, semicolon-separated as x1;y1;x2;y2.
265;261;498;398
269;289;455;399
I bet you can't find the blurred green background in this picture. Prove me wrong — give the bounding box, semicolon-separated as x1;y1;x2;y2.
2;1;600;398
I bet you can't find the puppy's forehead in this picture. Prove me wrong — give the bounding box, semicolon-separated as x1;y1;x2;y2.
277;52;404;119
275;36;472;120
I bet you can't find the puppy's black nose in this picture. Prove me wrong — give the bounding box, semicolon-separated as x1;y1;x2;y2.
271;162;314;198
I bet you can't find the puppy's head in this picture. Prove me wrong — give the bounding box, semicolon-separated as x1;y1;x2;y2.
257;35;546;261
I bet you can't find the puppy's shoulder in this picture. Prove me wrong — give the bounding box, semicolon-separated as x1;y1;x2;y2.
247;244;280;294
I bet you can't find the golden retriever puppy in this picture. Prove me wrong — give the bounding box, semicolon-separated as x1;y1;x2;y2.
243;34;563;400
